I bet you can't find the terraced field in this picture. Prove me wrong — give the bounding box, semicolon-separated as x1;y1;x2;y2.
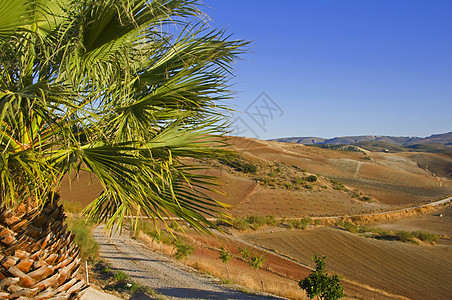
242;226;452;300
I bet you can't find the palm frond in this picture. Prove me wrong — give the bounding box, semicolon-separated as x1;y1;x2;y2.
0;0;248;233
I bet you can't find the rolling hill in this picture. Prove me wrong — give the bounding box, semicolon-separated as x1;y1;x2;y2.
271;131;452;148
60;135;452;300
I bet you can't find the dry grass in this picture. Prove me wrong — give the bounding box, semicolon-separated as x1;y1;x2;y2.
137;231;175;257
187;257;305;300
344;205;436;224
137;230;307;300
310;204;438;227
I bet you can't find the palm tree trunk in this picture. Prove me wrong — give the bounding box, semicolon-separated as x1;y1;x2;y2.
0;193;86;299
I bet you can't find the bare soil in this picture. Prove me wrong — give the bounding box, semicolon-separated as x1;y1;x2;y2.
228;137;452;206
241;226;452;300
374;204;452;237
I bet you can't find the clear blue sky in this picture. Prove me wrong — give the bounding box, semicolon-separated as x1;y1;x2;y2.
203;1;452;139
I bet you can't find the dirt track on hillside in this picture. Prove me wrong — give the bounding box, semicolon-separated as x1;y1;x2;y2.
93;225;283;300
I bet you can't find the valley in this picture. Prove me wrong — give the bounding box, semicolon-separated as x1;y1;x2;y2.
60;136;452;299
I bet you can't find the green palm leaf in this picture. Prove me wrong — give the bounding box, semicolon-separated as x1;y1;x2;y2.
0;0;247;233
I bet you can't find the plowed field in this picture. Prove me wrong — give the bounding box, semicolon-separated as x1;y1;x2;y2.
242;227;452;300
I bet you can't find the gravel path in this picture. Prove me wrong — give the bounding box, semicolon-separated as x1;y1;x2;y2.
93;225;282;300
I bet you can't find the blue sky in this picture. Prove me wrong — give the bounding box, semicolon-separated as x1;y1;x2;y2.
203;1;452;139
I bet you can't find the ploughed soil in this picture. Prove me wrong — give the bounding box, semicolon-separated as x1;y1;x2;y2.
240;226;452;300
374;204;452;242
179;228;405;300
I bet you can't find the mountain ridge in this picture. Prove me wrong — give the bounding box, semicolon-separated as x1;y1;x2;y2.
271;132;452;146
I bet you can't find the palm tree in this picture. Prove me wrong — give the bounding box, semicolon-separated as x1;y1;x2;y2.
0;0;246;298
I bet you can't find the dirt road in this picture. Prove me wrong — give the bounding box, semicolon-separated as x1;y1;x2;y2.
93;225;283;300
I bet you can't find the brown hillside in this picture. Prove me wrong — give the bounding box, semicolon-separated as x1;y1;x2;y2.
59;136;452;213
58;136;452;300
227;137;452;206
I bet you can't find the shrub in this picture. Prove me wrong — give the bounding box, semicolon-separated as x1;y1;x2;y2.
234;217;250;231
286;219;299;229
305;175;318;182
287;218;312;230
174;240;195;260
412;231;439;244
67;216;99;259
114;271;128;282
232;215;278;230
343;222;358;233
284;183;293;189
239;247;250;260
304;183;313;190
219;155;258;173
258;176;275;186
295;177;305;185
331;180;348;191
395;231;414;243
302;217;313;225
299;255;345;300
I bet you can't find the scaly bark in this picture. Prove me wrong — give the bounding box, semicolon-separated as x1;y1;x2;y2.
0;194;86;299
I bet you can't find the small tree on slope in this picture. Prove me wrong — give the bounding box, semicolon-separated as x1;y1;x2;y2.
219;247;232;281
299;254;345;300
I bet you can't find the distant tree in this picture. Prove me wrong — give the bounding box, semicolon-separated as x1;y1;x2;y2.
219;247;232;281
299;255;345;300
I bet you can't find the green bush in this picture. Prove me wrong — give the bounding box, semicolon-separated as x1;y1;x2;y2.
67;216;99;259
304;183;313;190
114;271;128;282
238;215;278;230
412;231;439;244
286;218;311;230
284;183;293;189
286;219;300;229
331;180;348;191
174;240;195;260
234;217;250;231
305;175;318;182
299;255;345;300
295;177;306;185
302;217;313;225
395;231;414;243
258;176;275;186
343;222;358;233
